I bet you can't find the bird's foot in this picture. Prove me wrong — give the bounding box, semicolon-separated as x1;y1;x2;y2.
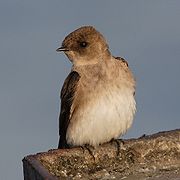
80;144;95;161
110;138;124;156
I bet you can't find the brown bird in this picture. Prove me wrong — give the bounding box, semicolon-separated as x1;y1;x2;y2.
56;26;136;149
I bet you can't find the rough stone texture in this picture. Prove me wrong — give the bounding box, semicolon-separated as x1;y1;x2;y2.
23;129;180;179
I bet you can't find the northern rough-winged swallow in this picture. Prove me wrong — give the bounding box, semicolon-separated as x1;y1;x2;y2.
56;26;136;149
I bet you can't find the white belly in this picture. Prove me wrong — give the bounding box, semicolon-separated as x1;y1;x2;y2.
66;87;136;146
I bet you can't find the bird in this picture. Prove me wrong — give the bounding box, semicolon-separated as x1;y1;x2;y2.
56;26;136;149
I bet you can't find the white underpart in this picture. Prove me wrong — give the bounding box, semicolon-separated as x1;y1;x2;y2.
66;85;136;146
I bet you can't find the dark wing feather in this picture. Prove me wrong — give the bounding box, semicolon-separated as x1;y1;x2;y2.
114;56;129;67
58;71;80;149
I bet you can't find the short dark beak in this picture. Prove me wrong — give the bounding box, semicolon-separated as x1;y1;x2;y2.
56;47;69;52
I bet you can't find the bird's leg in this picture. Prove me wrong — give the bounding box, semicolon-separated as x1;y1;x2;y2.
110;138;124;156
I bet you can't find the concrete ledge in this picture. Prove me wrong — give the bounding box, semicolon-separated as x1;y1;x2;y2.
23;129;180;179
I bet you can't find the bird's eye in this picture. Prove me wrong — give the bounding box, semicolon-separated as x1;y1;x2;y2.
80;41;88;48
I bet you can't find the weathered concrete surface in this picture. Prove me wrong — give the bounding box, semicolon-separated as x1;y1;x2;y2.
23;129;180;179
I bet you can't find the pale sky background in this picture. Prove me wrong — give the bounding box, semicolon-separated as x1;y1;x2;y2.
0;1;180;179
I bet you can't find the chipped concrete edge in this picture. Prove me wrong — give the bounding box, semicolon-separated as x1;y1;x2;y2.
22;129;180;180
23;155;58;180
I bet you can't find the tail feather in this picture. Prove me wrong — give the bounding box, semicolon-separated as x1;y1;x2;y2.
58;136;70;149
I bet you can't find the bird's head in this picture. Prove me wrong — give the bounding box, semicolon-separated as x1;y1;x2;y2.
56;26;110;66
